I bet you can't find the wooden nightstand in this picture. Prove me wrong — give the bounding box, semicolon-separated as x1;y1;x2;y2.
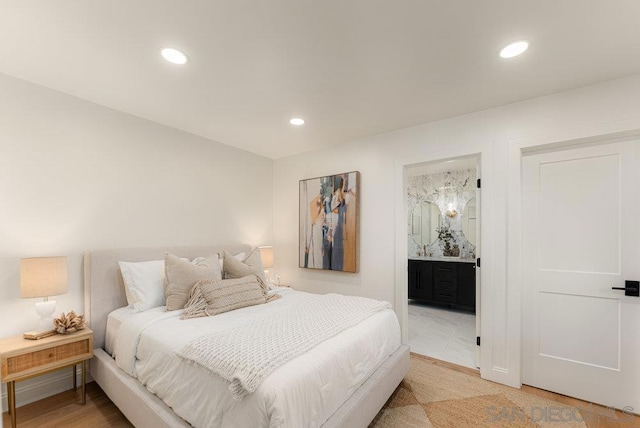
0;328;93;428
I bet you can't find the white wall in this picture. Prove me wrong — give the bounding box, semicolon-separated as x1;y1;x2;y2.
0;73;273;407
273;73;640;387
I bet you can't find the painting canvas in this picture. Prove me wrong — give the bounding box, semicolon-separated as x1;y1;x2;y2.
299;171;359;272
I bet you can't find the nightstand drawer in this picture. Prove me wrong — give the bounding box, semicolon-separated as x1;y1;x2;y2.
6;338;90;377
56;339;90;360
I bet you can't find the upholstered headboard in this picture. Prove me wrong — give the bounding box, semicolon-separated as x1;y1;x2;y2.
83;244;252;350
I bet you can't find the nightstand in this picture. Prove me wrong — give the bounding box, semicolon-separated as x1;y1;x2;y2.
0;328;93;428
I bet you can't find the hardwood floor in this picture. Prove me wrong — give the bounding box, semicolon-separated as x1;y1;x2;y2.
2;382;132;428
3;362;638;427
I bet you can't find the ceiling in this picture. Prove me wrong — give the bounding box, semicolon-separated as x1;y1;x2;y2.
2;1;640;159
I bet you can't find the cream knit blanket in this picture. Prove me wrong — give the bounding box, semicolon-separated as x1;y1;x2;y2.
178;293;391;400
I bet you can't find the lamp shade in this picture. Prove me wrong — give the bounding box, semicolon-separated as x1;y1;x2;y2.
258;246;274;270
20;256;68;298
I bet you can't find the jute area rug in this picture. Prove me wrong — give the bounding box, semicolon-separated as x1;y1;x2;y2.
371;353;590;428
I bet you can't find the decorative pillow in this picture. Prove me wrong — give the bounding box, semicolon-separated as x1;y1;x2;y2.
165;253;222;311
181;275;280;319
119;260;166;312
217;251;245;270
222;248;267;285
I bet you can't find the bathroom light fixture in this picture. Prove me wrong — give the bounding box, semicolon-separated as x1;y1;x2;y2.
161;48;188;65
289;118;305;126
446;203;458;218
499;40;529;58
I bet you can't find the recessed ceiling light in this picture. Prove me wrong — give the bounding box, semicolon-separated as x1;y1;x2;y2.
161;48;188;65
499;40;529;59
290;118;305;126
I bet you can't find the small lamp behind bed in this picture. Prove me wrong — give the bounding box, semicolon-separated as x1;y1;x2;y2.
258;246;274;286
20;256;68;339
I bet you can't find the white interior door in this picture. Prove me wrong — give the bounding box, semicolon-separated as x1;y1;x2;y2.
522;141;640;412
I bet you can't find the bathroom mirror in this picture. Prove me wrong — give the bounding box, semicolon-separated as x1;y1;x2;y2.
461;197;477;246
411;201;441;247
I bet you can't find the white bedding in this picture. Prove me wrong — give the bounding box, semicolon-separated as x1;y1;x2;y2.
105;306;136;356
108;287;401;428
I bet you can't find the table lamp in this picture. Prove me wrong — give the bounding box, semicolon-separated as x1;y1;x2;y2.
258;246;274;285
20;256;68;336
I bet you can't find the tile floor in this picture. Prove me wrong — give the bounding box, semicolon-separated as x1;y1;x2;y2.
408;301;478;369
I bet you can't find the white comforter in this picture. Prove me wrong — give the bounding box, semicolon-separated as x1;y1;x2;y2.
111;287;401;428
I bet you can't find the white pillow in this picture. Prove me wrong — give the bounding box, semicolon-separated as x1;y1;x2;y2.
119;260;166;312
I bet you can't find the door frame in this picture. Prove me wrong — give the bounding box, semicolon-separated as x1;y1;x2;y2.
403;155;482;368
394;144;497;382
507;128;640;389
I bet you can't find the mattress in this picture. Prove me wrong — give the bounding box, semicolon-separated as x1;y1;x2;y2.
107;287;401;428
106;306;135;356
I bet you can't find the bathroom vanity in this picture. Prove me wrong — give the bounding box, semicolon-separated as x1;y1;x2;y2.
408;257;476;312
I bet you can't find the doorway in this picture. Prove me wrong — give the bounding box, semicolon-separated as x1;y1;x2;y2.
405;156;481;369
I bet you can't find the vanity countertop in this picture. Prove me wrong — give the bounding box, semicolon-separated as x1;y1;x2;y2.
409;256;476;264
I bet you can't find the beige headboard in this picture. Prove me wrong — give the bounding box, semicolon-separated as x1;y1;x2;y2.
83;244;252;350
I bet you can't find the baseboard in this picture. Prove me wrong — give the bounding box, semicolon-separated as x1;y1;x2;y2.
1;366;93;411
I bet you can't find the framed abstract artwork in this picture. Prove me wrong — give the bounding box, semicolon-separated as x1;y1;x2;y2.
299;171;359;272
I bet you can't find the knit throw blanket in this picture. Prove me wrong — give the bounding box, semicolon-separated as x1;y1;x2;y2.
178;293;391;400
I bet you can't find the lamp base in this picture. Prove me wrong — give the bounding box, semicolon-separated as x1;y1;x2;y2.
35;299;57;333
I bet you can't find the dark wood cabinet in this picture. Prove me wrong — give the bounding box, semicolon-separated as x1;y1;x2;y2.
408;259;476;312
457;262;476;309
408;260;433;300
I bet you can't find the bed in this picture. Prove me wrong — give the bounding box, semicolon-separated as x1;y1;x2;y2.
83;244;410;427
